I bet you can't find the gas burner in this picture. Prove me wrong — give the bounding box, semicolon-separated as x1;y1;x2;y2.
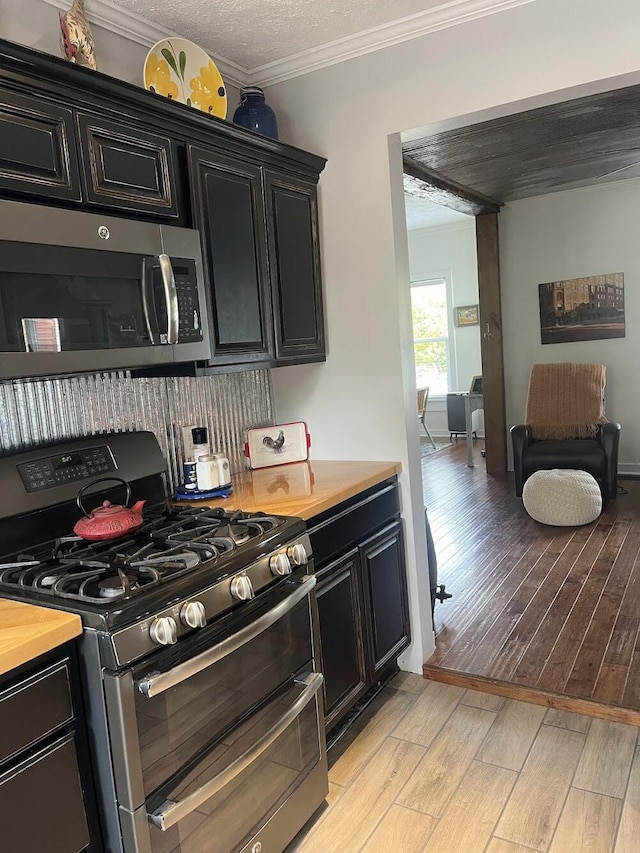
98;574;134;599
53;564;161;603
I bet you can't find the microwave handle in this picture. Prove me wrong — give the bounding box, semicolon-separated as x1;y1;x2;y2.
141;257;159;344
158;254;179;344
147;671;323;831
136;575;316;698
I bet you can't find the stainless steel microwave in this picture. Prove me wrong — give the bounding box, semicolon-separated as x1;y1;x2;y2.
0;199;211;379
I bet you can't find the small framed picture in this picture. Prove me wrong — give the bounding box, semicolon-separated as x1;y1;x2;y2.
470;375;483;394
454;304;479;326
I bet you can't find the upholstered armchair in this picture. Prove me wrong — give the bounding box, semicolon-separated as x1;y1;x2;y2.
511;363;621;500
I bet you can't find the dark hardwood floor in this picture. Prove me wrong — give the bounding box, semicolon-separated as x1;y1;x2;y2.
421;438;640;724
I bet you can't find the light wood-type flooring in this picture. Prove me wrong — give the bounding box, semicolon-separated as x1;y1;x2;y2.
421;440;640;724
293;673;640;852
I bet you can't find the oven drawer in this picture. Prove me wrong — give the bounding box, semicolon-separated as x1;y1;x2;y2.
0;732;90;853
145;672;326;853
0;659;73;765
105;575;319;806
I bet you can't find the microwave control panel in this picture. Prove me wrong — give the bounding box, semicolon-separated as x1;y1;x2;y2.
176;274;202;342
17;445;116;492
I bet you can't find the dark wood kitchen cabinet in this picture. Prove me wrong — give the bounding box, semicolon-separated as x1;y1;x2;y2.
0;645;96;852
188;148;326;368
361;522;409;677
308;478;411;736
76;113;179;217
0;87;81;202
0;38;326;372
315;550;368;729
264;170;325;363
188;146;274;366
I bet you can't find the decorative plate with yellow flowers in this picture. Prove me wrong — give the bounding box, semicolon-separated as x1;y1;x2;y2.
143;38;227;119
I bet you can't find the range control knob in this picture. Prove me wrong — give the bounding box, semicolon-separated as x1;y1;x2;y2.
270;553;292;576
149;616;177;646
230;574;255;601
286;543;308;566
180;600;206;629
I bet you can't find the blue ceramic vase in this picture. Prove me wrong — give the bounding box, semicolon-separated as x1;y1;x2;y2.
233;86;278;140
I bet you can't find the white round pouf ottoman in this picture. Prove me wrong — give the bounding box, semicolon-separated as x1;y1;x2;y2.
523;469;602;526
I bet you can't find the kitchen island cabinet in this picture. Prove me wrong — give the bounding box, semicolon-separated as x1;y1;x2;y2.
183;460;411;736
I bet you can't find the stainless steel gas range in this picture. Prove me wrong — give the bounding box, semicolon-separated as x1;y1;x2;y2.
0;431;327;853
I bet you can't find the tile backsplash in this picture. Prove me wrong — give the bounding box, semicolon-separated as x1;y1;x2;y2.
0;370;274;491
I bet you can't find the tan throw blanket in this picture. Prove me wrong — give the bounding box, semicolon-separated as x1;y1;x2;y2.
526;363;608;440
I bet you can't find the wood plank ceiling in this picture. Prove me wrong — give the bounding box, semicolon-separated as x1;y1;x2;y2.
402;83;640;204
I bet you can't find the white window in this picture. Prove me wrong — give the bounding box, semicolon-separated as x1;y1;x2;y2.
411;278;452;394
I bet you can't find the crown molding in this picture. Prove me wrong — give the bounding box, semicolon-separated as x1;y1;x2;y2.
251;0;539;86
40;0;249;88
43;0;538;90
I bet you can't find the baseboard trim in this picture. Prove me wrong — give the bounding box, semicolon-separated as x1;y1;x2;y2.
422;665;640;726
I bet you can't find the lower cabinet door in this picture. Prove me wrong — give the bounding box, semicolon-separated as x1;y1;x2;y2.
360;521;411;678
0;732;90;853
316;550;368;730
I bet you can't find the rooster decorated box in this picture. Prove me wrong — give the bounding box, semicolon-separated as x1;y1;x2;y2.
244;422;311;469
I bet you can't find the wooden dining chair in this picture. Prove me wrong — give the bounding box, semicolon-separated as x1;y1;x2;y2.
417;387;436;449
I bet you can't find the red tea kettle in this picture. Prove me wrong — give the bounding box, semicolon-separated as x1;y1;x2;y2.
73;477;146;542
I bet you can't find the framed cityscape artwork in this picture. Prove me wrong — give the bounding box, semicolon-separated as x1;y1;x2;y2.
538;273;625;344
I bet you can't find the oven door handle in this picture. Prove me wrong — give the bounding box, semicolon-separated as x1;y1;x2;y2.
147;670;323;831
136;575;316;698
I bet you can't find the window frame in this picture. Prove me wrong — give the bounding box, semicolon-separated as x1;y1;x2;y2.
410;272;457;396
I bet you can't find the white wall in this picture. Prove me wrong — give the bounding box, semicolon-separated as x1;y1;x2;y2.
0;0;147;83
0;0;240;105
500;178;640;475
265;0;640;672
408;220;482;437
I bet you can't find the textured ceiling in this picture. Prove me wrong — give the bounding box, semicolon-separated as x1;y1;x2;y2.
404;175;472;230
404;193;471;230
108;0;447;70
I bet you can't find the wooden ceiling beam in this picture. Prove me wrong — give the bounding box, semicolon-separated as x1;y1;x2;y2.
403;155;502;216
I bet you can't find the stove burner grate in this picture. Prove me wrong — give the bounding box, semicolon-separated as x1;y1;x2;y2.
0;508;290;605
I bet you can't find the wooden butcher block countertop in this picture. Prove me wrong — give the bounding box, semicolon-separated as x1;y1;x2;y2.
178;460;402;521
0;599;82;676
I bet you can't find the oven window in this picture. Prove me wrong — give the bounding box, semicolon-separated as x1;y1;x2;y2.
147;681;322;853
0;242;151;351
135;594;314;798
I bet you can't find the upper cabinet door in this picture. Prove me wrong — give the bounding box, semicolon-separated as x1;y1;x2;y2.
264;171;325;364
188;146;273;366
77;114;178;217
0;88;81;202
